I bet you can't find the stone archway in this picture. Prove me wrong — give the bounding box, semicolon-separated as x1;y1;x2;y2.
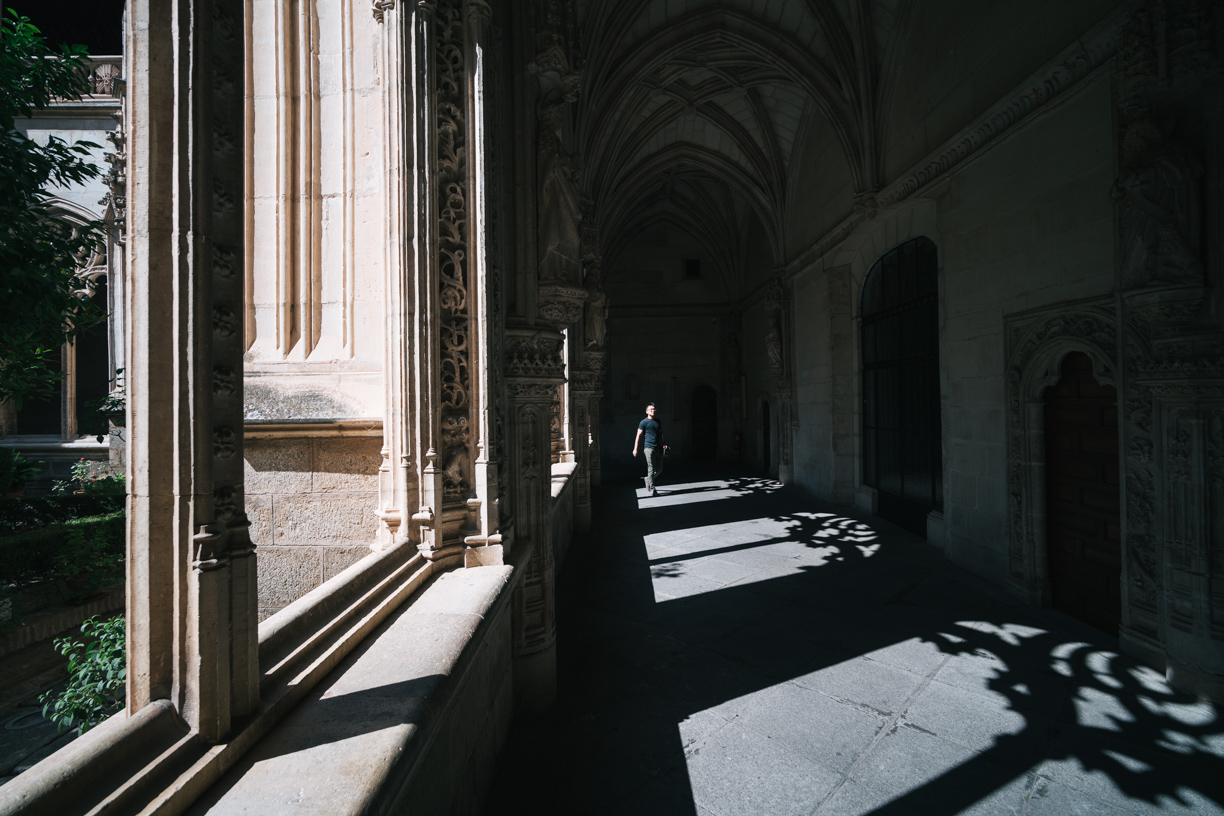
1043;351;1122;632
1005;307;1118;606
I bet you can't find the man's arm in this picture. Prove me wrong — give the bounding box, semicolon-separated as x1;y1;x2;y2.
632;428;643;457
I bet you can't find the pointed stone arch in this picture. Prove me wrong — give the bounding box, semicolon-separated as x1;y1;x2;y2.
1005;305;1119;605
813;200;941;513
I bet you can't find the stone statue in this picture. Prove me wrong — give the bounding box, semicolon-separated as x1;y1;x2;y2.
584;263;608;348
765;317;783;373
537;102;582;284
1112;115;1204;288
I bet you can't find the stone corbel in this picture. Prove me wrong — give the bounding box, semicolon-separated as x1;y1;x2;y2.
538;283;587;328
371;0;395;22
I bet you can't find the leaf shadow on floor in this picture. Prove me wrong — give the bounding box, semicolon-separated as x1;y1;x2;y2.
485;463;1222;816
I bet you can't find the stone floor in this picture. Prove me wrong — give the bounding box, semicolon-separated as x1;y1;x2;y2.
486;465;1224;816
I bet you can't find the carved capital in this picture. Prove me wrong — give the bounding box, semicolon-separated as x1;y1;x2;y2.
505;327;566;380
464;0;491;25
371;0;395;22
571;368;602;395
538;283;587;328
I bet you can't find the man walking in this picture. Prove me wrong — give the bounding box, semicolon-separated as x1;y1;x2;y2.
632;402;668;496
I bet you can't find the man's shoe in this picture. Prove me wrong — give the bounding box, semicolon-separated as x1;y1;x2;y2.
651;488;658;497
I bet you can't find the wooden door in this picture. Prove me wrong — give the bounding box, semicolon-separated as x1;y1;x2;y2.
1044;352;1122;633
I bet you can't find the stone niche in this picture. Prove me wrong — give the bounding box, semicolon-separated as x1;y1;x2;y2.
244;435;381;619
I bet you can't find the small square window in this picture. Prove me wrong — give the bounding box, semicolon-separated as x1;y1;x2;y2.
684;258;701;278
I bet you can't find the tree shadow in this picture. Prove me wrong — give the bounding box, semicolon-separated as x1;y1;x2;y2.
486;466;1222;816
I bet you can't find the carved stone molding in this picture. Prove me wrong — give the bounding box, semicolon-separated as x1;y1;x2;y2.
100;110;126;242
1004;304;1119;605
570;368;601;395
784;7;1129;275
506;328;566;380
436;0;473;504
584;349;607;375
538;283;587;328
371;0;394;22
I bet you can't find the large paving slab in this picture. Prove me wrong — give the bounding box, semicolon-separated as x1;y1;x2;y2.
486;465;1224;816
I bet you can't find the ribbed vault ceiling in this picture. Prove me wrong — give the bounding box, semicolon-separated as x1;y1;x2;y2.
576;0;914;282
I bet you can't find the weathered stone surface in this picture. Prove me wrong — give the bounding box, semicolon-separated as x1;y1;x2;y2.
272;494;377;548
195;565;514;815
312;438;380;493
245;493;273;547
257;546;324;610
323;546;373;582
244;439;312;495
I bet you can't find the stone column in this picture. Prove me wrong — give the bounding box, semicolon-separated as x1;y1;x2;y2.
372;0;421;550
125;0;256;741
765;276;795;484
505;325;566;711
570;368;600;532
462;0;505;567
1112;0;1224;701
586;350;606;488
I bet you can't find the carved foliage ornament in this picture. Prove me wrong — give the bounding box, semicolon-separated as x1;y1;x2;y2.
506;332;565;379
436;0;472;499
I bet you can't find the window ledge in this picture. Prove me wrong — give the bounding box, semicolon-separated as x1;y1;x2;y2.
551;461;577;500
0;437;109;453
0;535;532;816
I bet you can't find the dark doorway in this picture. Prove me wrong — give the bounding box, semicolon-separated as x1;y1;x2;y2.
15;351;63;436
762;401;771;473
861;237;942;536
1043;352;1121;634
690;386;717;462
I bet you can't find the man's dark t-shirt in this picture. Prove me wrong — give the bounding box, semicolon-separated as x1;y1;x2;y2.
638;418;663;449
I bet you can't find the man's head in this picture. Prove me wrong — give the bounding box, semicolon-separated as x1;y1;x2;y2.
645;403;656;419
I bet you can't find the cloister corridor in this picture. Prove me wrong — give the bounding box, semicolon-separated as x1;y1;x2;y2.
487;464;1224;816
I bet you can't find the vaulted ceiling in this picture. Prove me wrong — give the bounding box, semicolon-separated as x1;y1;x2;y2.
575;0;915;280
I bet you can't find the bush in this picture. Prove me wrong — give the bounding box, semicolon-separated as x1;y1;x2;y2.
41;615;126;733
52;457;125;497
0;449;44;494
0;511;125;605
0;494;125;536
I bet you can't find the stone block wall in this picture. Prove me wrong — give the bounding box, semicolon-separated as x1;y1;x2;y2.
245;435;381;619
934;74;1115;582
778;72;1117;591
604;313;723;464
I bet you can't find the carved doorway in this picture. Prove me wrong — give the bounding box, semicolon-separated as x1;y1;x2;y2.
861;237;942;536
1043;352;1121;633
691;385;717;462
762;400;771;472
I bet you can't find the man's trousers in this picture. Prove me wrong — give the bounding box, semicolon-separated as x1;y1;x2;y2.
644;446;664;490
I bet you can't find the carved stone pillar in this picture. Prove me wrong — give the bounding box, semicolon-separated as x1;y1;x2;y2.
374;0;425;551
571;367;601;532
1112;0;1224;701
765;276;795;483
376;0;494;567
505;324;565;712
125;0;256;741
463;0;505;568
586;349;606;488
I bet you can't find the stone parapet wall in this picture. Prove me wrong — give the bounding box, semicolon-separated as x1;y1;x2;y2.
244;436;381;619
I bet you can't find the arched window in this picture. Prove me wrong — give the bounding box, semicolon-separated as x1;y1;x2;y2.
861;237;942;535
